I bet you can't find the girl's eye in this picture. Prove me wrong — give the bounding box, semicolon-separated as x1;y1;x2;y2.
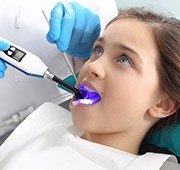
93;46;103;56
118;55;132;67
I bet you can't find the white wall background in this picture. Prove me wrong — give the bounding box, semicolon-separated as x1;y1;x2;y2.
115;0;180;18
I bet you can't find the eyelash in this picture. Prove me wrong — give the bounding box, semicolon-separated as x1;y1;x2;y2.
92;45;104;56
92;45;134;67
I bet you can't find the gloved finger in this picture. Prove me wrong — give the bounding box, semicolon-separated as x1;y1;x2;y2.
0;71;5;78
68;2;86;49
67;47;92;58
0;59;7;72
56;2;76;51
0;41;10;51
47;2;64;43
87;25;101;46
46;32;55;44
67;24;100;58
81;9;100;44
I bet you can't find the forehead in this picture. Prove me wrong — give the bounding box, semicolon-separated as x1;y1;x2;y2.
103;19;155;48
103;19;159;60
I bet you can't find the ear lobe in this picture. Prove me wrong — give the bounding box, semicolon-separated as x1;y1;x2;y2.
149;97;178;118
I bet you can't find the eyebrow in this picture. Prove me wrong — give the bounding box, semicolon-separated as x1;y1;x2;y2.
95;37;143;64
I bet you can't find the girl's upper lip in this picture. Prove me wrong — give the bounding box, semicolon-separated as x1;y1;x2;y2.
80;81;98;92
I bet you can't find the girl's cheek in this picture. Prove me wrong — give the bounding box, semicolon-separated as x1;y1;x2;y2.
78;63;89;82
78;68;86;83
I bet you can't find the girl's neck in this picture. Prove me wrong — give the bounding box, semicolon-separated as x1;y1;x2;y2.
82;128;148;155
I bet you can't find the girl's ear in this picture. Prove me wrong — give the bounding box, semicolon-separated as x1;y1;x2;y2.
149;96;178;118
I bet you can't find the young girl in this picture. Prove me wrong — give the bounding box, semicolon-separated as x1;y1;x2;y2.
0;7;179;170
71;7;180;155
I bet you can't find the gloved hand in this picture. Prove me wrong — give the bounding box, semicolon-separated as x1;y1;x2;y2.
46;2;101;58
0;41;10;78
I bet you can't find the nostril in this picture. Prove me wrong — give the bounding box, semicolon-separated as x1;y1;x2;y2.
88;63;105;79
94;73;98;77
91;72;99;77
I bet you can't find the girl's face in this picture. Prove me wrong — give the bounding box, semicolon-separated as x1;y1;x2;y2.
70;19;160;134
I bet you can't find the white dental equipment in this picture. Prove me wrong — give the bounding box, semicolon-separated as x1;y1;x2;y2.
0;36;82;98
0;106;35;128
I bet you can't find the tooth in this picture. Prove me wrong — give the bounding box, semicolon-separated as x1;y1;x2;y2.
72;101;79;106
72;99;94;106
79;99;94;105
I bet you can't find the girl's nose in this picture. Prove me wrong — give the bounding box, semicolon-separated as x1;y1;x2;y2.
87;59;106;80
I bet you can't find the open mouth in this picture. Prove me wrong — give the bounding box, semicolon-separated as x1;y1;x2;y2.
72;84;101;106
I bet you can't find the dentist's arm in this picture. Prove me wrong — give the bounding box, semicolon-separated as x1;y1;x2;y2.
0;41;10;78
46;1;101;58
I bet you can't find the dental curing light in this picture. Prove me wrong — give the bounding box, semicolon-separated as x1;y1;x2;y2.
0;36;82;99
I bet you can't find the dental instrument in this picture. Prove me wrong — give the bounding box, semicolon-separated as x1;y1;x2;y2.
41;11;101;106
42;10;79;86
72;84;101;106
0;36;82;99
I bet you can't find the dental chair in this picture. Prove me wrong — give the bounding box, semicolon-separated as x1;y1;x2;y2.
59;99;180;170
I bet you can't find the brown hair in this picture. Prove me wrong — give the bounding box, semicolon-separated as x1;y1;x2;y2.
106;7;180;133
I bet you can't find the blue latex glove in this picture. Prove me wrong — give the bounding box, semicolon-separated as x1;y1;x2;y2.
0;41;10;78
46;2;101;58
